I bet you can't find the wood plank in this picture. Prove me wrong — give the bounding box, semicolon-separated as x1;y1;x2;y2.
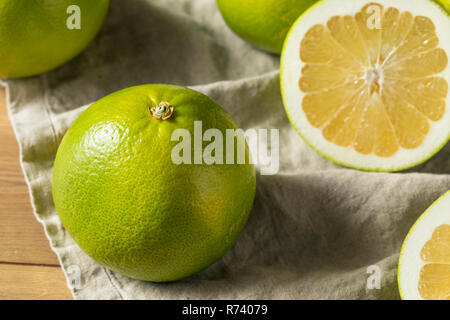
0;86;72;299
0;263;72;300
0;87;60;265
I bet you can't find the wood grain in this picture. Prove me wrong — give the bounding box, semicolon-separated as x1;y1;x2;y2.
0;87;59;265
0;263;73;300
0;86;72;299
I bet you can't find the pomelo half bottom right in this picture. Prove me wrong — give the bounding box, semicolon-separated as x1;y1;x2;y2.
281;0;450;171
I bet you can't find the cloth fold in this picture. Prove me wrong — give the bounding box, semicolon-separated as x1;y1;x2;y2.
3;0;449;299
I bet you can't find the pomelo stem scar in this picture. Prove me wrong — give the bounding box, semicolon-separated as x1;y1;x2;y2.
150;102;174;120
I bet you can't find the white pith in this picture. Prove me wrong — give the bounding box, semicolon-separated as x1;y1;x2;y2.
398;191;450;300
281;0;450;171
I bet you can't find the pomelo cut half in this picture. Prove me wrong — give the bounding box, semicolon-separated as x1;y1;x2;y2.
281;0;450;171
398;191;450;300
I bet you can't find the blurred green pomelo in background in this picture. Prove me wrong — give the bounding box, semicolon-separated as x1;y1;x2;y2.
216;0;318;54
0;0;110;78
52;84;256;282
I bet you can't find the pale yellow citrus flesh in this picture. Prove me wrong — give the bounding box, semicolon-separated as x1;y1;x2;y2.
418;224;450;300
299;3;448;157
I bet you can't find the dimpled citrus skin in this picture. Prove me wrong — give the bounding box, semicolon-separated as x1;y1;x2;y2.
0;0;109;78
52;85;256;282
216;0;318;54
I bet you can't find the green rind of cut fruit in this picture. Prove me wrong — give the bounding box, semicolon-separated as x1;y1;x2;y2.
397;190;450;300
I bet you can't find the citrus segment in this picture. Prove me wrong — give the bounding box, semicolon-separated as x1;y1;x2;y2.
386;16;439;64
354;4;383;66
421;224;450;263
381;86;430;149
418;264;450;300
380;9;413;63
393;78;447;121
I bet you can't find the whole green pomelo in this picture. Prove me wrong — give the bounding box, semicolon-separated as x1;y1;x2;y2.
52;84;256;282
0;0;110;78
216;0;318;54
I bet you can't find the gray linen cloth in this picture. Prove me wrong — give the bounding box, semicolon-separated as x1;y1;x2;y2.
3;0;449;300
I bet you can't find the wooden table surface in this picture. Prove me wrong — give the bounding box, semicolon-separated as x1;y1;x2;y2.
0;87;72;300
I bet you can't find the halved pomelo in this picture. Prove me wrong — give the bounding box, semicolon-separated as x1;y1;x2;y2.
398;191;450;300
281;0;450;171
